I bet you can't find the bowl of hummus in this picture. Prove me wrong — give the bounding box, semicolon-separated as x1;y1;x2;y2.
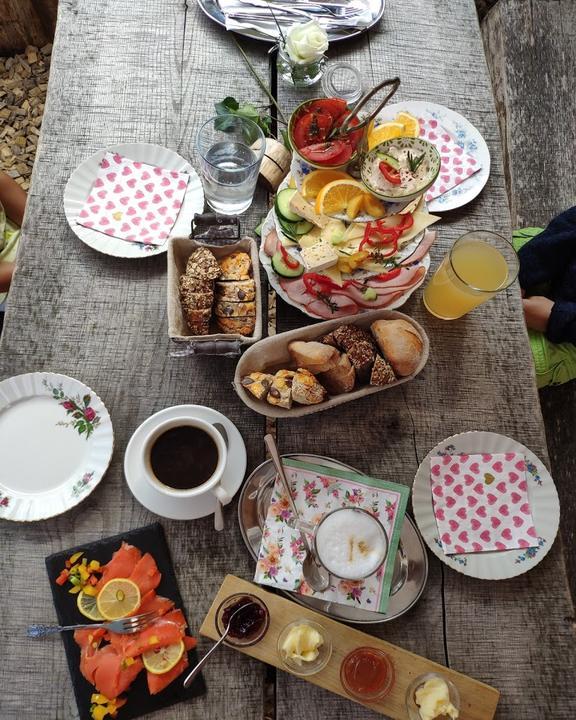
360;137;440;203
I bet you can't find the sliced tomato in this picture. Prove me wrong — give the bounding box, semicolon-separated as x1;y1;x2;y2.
305;98;348;122
292;110;333;150
299;140;353;166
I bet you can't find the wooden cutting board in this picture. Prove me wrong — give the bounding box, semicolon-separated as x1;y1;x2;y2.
200;575;499;720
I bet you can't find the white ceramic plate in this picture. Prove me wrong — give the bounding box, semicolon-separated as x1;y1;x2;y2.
124;404;247;520
412;431;560;580
64;143;204;259
260;207;430;319
0;373;113;521
376;101;490;212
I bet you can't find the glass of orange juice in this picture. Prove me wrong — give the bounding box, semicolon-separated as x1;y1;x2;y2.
423;231;519;320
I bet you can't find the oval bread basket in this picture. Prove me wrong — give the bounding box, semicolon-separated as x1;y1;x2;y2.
234;309;429;418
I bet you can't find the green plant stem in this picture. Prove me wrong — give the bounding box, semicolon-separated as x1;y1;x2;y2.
232;36;288;124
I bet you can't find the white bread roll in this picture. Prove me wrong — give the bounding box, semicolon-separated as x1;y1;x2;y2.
370;319;423;377
288;341;340;374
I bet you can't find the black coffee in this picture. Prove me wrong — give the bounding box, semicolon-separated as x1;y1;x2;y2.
150;426;219;490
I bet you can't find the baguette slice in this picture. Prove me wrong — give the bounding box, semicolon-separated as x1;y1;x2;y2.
318;352;356;395
288;340;340;374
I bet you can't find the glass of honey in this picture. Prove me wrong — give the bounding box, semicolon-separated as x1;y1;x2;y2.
340;647;395;701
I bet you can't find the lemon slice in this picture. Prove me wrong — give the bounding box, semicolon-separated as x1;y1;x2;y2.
142;640;185;675
77;589;105;621
302;170;352;200
315;179;365;216
367;121;404;150
395;111;420;137
96;579;141;620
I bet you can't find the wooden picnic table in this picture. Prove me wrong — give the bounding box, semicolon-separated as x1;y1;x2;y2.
0;0;575;718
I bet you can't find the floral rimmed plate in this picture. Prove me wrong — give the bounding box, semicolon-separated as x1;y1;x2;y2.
0;373;113;521
412;431;560;580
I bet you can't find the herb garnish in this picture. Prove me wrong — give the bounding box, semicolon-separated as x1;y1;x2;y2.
407;151;425;174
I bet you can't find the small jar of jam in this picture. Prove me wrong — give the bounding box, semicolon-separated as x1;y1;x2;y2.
340;646;395;702
215;593;270;647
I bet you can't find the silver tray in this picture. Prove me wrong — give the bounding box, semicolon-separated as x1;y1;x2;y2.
238;453;428;624
197;0;385;44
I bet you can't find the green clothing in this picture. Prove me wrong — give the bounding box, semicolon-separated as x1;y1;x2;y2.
0;201;20;304
513;228;576;388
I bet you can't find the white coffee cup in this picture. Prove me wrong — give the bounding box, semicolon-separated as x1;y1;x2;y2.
142;416;231;505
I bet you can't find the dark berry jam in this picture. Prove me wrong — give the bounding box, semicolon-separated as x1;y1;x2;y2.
222;597;267;639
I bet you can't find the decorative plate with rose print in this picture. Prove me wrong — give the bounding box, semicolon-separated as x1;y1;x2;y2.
412;432;560;580
0;373;113;521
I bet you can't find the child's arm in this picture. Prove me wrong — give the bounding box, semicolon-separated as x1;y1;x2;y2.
0;261;14;293
546;300;576;344
0;173;27;226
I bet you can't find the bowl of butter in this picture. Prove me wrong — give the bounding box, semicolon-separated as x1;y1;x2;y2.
406;673;460;720
277;620;332;676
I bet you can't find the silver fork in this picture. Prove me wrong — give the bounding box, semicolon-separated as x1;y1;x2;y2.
235;0;363;19
27;611;159;638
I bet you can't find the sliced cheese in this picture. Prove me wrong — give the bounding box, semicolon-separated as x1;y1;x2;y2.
289;191;331;229
322;265;343;286
300;241;338;272
397;208;440;247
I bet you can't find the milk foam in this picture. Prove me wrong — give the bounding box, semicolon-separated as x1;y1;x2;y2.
315;508;387;579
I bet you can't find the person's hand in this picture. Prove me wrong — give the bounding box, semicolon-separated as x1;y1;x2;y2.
522;296;554;332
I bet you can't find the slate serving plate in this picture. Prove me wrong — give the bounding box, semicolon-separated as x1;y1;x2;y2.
45;523;206;720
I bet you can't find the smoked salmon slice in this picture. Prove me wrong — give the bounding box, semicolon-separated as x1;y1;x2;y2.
128;552;161;596
136;590;174;617
147;653;189;695
122;612;185;658
82;645;144;699
96;542;142;591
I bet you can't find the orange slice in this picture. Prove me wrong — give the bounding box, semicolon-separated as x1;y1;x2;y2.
363;194;386;218
395;111;420;137
346;193;366;220
367;121;404;150
315;179;366;216
302;170;352;200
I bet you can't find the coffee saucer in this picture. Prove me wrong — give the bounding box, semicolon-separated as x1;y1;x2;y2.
124;405;247;520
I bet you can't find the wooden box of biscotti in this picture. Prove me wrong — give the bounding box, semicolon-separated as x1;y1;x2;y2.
234;309;429;417
167;236;263;353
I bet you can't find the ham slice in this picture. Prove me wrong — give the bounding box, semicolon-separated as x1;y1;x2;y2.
399;230;436;266
263;228;279;257
306;296;359;318
363;265;426;289
279;277;309;306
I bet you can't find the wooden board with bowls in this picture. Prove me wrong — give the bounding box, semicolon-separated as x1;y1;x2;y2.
201;575;500;720
234;309;429;417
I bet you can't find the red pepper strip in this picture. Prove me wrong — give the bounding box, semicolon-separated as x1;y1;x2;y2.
379;161;402;185
373;267;402;281
303;272;353;296
360;223;400;254
397;213;414;231
280;244;301;270
56;569;69;586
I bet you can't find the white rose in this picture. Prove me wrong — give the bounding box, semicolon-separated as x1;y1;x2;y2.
285;21;329;64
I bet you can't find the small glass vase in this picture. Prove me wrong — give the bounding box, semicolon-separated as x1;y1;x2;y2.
277;45;325;88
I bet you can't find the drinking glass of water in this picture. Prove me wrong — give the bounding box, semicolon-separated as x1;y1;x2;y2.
196;116;265;215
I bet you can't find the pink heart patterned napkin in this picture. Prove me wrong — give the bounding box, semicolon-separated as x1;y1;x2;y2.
418;117;481;202
76;152;189;245
430;453;539;554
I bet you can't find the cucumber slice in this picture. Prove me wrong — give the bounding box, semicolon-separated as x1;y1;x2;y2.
271;250;304;278
275;188;302;222
376;153;400;170
295;220;314;235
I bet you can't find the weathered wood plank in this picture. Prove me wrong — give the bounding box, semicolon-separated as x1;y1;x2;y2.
275;0;576;718
0;0;57;54
481;0;576;607
0;1;270;718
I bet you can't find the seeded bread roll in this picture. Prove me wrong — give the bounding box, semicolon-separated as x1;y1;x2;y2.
216;315;256;336
179;275;214;295
288;341;340;374
370;319;423;377
291;369;327;405
216;279;256;302
185;247;221;280
318;352;356;395
332;324;375;352
180;291;213;311
214;299;256;318
218;251;252;281
370;354;397;386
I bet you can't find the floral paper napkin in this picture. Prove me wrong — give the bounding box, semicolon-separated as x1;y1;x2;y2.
430;452;538;554
76;152;189;245
418;117;481;202
254;458;409;613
